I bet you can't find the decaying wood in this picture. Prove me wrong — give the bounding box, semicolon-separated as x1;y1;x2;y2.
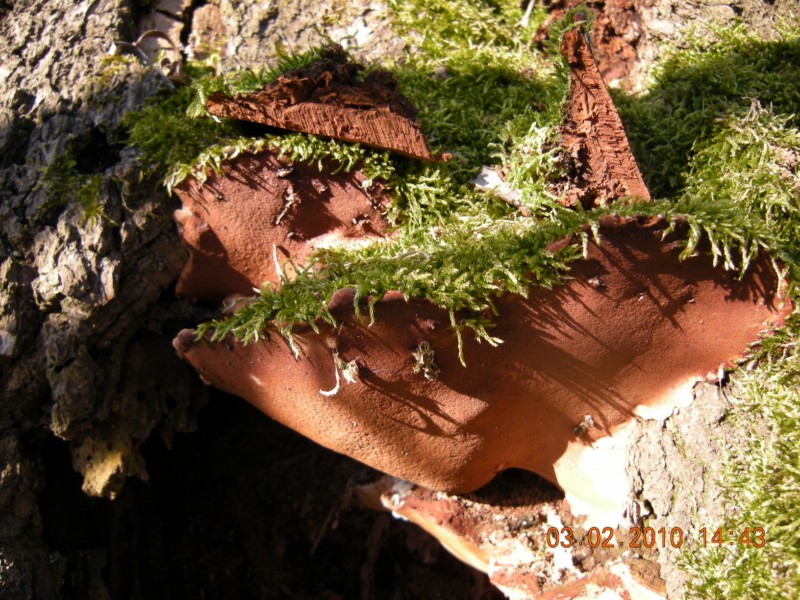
535;0;644;85
205;46;445;162
559;28;651;208
356;474;666;599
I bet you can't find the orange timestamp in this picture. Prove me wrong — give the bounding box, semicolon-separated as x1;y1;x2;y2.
546;526;766;549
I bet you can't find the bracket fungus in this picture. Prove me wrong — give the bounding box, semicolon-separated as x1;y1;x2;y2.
174;217;789;506
172;30;792;597
174;151;392;304
355;474;666;599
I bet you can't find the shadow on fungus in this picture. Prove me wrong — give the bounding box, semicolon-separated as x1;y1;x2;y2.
173;216;791;514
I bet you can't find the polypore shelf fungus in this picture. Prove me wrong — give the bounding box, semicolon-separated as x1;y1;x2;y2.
171;24;792;598
355;474;666;599
174;216;789;501
204;45;447;162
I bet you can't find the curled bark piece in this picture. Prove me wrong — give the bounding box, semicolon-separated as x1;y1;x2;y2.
205;46;446;162
174;218;790;517
559;28;651;208
173;150;392;304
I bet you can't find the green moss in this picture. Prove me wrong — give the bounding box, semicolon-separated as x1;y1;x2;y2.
114;4;800;593
679;102;800;268
123;50;387;193
122;5;798;356
174;6;795;367
196;205;581;360
163;131;396;195
122;64;237;182
37;151;111;224
616;23;800;198
92;54;138;94
388;0;567;182
186;47;326;118
680;322;800;599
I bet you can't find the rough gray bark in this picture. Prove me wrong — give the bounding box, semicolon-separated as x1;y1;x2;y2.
625;382;754;598
0;0;406;596
629;0;800;90
0;1;205;596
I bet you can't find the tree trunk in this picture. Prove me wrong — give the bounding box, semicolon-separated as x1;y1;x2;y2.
0;0;794;598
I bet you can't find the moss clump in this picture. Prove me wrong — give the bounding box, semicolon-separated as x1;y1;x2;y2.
122;53;400;195
678;102;800;269
37;151;110;224
92;54;138;94
388;0;565;182
163;132;397;195
122;64;237;183
616;23;800;198
680;322;800;599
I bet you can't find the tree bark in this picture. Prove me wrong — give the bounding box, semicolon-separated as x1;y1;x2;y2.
0;0;795;597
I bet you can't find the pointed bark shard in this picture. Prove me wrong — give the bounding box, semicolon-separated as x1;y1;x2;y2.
204;46;446;162
560;28;651;208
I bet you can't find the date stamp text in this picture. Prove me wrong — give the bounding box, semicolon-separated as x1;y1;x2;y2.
546;526;766;549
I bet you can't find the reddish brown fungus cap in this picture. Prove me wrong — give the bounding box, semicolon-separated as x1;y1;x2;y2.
173;150;392;304
355;475;664;599
174;217;791;495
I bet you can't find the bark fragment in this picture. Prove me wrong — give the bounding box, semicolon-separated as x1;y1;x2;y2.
204;46;445;161
536;0;644;85
559;28;651;208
